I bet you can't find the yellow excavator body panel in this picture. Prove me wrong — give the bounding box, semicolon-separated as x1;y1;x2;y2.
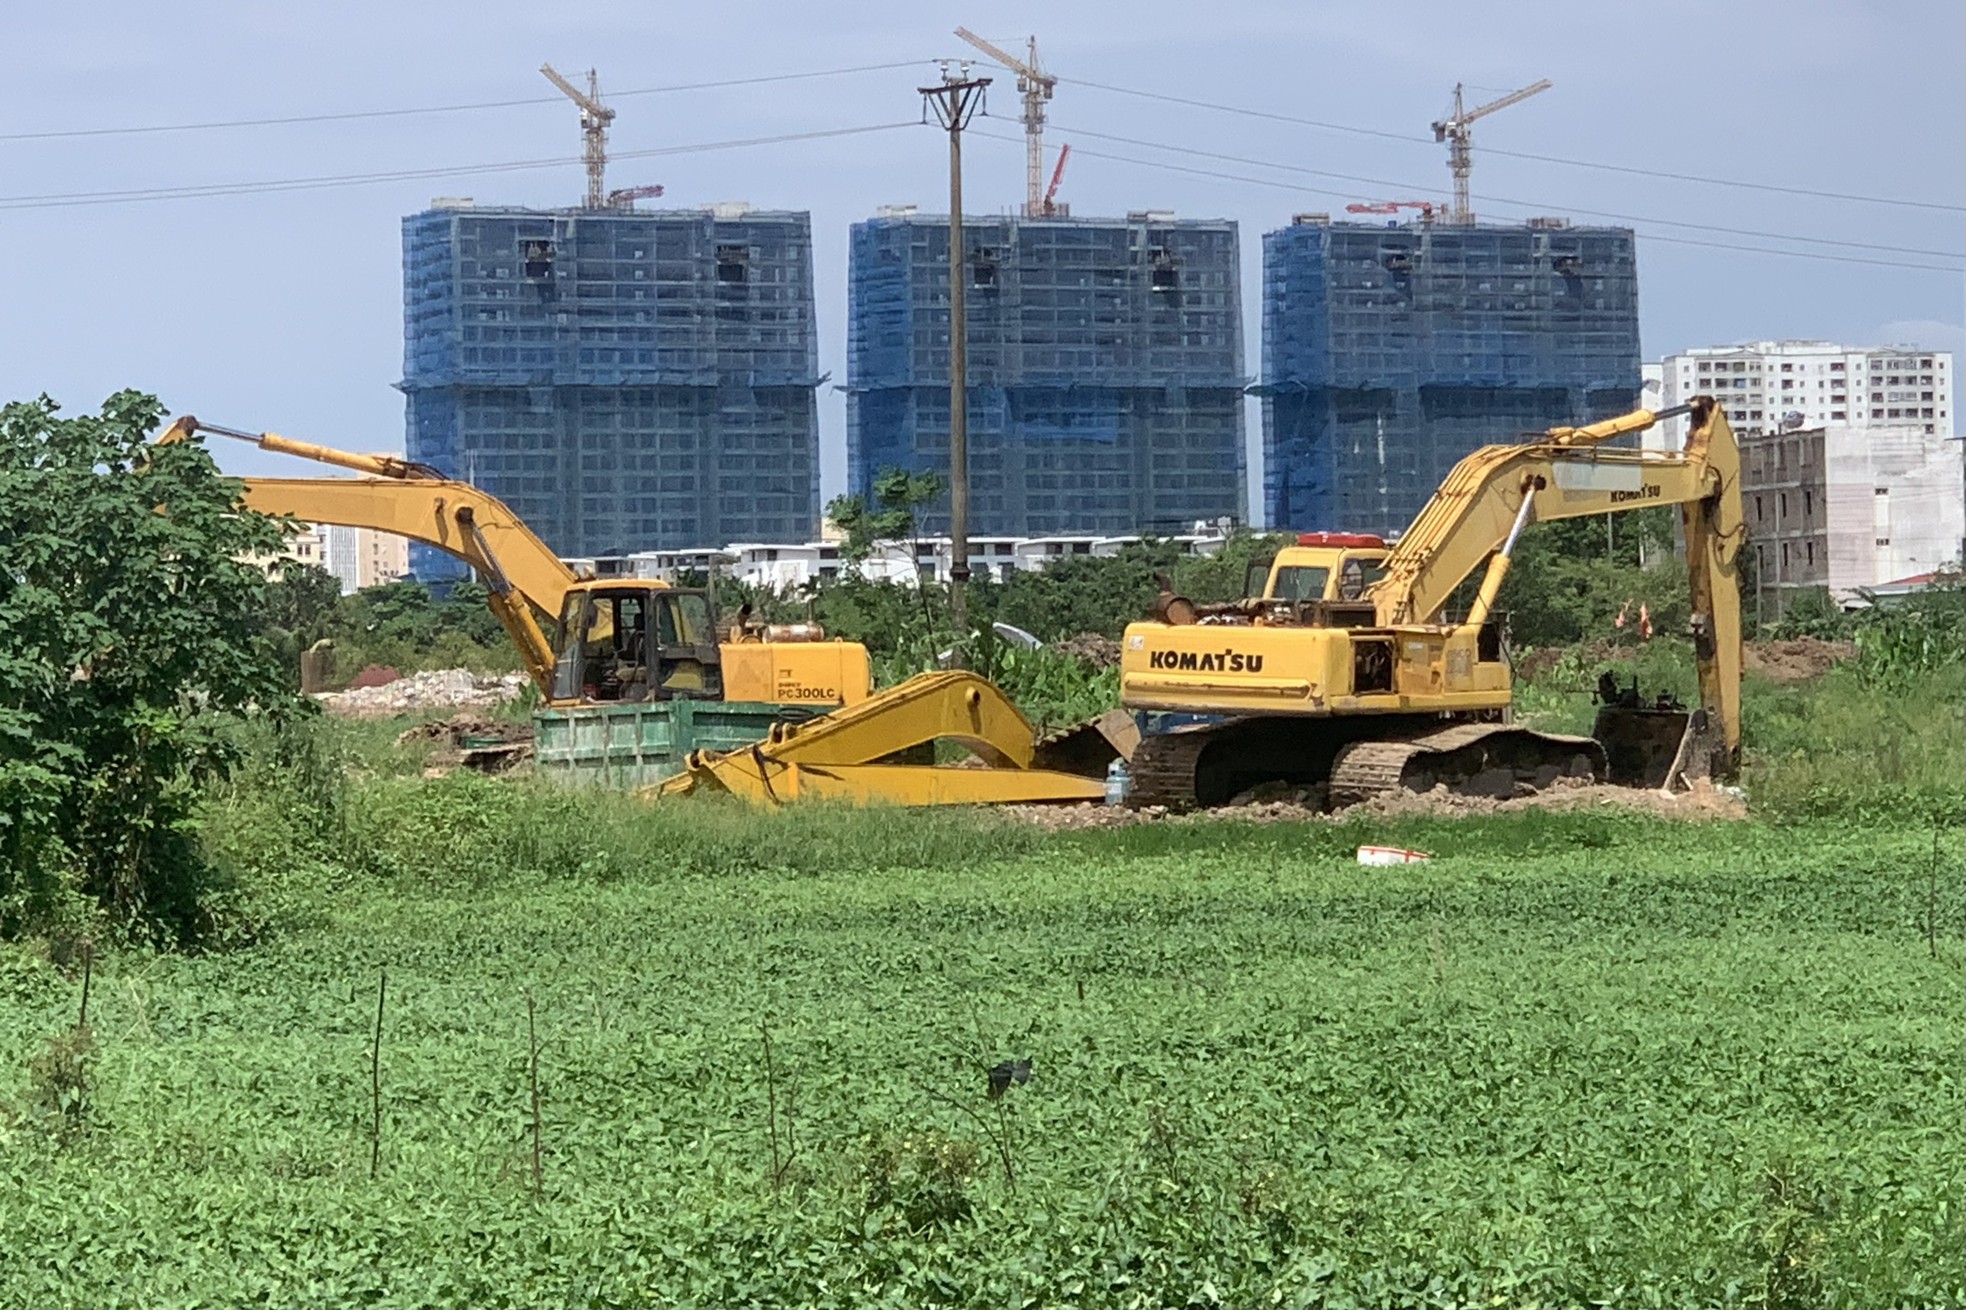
1119;622;1513;715
716;638;872;709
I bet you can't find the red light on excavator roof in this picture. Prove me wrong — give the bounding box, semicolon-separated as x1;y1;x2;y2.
1295;532;1386;549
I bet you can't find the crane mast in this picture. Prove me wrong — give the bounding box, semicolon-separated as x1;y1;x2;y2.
1431;78;1551;224
954;27;1056;216
540;63;617;209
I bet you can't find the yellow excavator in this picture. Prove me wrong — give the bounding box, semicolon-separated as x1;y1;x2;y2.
161;415;871;710
1117;396;1743;808
162;416;1110;800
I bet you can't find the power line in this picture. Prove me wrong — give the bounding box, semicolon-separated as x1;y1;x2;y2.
1063;75;1966;215
0;123;918;211
0;61;925;143
975;131;1959;273
1048;124;1966;261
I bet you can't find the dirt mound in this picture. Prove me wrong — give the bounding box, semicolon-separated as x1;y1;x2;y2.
1744;638;1856;683
1005;776;1745;832
1049;633;1122;670
397;712;534;776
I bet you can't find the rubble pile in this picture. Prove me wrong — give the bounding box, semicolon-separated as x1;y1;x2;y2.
1049;633;1123;670
315;668;530;717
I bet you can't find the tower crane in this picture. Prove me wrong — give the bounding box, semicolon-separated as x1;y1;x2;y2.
1430;78;1551;224
954;27;1056;216
540;63;616;209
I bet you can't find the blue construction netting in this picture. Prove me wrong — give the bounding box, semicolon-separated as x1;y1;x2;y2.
1260;218;1641;536
846;213;1246;536
400;205;821;571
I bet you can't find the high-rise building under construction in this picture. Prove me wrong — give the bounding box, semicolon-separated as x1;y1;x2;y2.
399;201;821;576
1261;215;1640;535
846;209;1246;537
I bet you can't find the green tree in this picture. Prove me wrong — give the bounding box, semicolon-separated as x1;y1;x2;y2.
991;541;1184;641
0;392;298;941
826;468;945;567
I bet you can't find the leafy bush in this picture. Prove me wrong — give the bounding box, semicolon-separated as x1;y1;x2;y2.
0;392;298;942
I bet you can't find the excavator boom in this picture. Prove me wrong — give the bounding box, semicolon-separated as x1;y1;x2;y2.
239;476;572;694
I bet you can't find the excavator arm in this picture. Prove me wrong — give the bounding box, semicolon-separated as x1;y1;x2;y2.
1370;396;1744;770
160;415;581;696
238;477;573;695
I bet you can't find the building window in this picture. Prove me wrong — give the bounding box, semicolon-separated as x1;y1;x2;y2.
1876;538;1890;547
1781;543;1790;567
1755;494;1765;522
715;244;750;284
1805;541;1815;565
1779;492;1788;518
1803;489;1812;516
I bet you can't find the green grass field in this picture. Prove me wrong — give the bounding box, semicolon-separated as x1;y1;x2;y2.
3;775;1961;1306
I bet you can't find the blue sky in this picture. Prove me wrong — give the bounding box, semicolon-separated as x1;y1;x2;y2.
3;0;1960;515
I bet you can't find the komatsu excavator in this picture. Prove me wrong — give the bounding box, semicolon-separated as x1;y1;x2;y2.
160;416;870;709
1117;396;1744;808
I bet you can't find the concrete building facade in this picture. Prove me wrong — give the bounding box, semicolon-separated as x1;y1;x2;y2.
323;524;411;594
1262;215;1641;536
1658;341;1953;449
847;209;1246;538
1740;422;1963;615
400;200;821;576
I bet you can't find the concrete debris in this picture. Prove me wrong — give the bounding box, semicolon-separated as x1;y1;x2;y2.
1049;633;1123;670
314;668;530;718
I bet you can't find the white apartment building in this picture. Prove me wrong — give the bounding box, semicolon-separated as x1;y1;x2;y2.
321;524;411;595
1652;340;1952;450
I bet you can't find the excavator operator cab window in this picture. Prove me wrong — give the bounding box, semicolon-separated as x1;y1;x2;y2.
1336;556;1388;602
649;591;723;701
550;588;723;703
1271;566;1331;603
1243;559;1275;600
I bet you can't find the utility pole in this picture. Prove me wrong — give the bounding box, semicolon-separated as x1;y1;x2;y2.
920;63;990;645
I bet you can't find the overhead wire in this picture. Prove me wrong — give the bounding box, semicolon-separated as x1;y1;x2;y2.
1045;124;1966;261
1061;75;1966;215
0;123;919;211
972;130;1959;273
0;61;927;143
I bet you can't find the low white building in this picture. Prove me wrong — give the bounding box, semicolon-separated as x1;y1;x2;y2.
566;532;1231;593
1653;340;1952;451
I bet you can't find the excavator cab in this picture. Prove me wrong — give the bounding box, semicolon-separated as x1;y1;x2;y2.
551;585;723;703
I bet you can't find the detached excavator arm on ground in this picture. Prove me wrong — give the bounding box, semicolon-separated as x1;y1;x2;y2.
1369;396;1744;771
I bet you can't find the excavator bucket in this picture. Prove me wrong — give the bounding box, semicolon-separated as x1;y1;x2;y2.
650;670;1108;808
1593;705;1700;788
1031;709;1140;777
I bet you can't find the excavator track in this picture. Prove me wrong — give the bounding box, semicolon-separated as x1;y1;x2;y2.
1126;723;1225;810
1328;723;1604;809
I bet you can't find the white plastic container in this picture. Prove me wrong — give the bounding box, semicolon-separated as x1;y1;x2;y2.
1103;758;1133;807
1356;845;1431;866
